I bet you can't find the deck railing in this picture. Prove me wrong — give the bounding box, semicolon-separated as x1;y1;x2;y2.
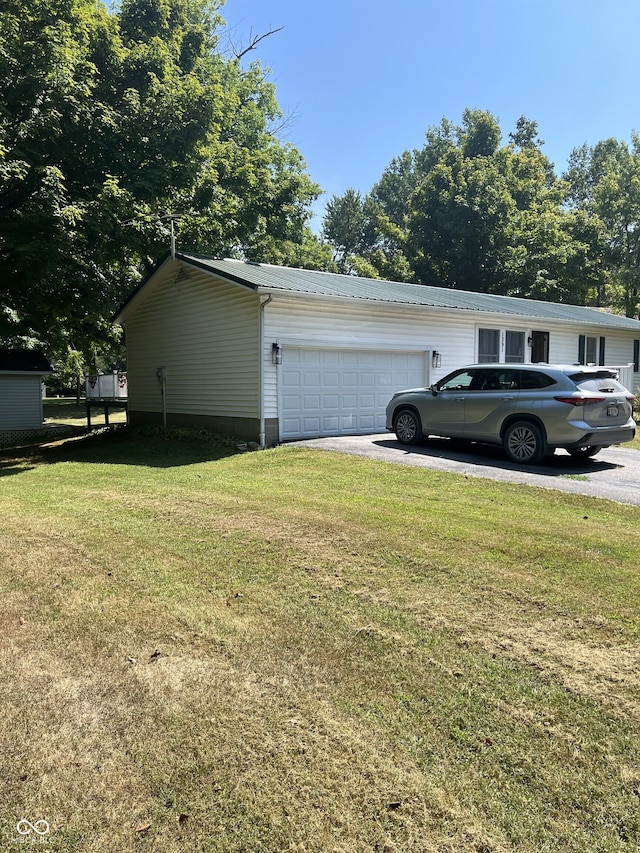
85;372;127;400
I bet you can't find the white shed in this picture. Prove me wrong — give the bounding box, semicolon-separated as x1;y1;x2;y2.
0;349;53;443
114;253;640;445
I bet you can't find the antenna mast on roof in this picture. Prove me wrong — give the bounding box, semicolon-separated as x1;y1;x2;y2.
161;213;184;260
119;212;185;259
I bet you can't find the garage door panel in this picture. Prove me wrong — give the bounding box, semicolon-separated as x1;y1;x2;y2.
341;373;358;389
341;352;359;366
359;417;377;430
280;347;425;440
282;371;303;387
302;372;321;387
322;394;340;408
323;416;340;430
323;373;340;387
341;394;358;408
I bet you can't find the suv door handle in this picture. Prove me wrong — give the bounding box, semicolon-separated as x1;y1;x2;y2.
500;395;515;401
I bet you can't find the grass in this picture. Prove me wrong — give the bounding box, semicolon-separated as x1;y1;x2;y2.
1;426;639;852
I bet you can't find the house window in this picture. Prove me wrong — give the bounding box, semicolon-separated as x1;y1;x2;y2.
478;329;500;363
505;331;525;363
578;335;605;365
478;328;526;363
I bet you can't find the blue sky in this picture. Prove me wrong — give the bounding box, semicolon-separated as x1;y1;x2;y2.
221;0;640;226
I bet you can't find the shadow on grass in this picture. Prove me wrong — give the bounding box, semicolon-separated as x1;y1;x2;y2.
0;425;241;474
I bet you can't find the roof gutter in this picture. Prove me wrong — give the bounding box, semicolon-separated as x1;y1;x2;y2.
259;294;273;447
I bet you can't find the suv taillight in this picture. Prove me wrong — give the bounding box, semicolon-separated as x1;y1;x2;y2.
553;395;606;406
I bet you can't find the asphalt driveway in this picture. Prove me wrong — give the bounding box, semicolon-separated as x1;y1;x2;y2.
289;434;640;506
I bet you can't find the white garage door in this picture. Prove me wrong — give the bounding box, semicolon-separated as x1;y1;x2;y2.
280;347;426;440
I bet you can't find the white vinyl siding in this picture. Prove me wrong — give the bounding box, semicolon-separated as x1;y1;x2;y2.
123;265;260;418
0;376;44;429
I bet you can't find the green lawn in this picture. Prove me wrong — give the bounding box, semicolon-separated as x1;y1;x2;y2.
1;427;639;852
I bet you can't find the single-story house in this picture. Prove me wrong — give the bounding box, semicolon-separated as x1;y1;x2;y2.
0;349;53;444
113;252;640;445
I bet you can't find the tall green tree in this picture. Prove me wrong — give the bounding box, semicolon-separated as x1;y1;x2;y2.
403;110;583;297
564;137;640;317
322;109;599;305
405;111;515;291
321;188;369;273
0;0;321;364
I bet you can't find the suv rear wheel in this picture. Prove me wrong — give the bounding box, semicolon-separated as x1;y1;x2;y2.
503;420;545;464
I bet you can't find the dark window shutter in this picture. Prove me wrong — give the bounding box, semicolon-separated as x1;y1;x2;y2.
578;335;586;364
599;337;606;366
634;339;639;372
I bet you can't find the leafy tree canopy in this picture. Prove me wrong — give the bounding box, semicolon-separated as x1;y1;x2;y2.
322;109;626;313
0;0;322;365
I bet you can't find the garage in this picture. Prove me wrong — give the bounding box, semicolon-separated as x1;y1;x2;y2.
279;347;427;440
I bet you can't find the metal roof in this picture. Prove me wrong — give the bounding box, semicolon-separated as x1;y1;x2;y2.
116;251;640;332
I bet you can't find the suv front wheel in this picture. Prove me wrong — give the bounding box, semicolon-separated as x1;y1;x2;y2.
394;409;422;445
503;420;545;465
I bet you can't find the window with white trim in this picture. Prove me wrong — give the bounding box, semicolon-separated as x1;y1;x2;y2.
478;328;526;363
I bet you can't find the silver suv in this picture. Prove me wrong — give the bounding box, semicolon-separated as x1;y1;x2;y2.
386;364;636;464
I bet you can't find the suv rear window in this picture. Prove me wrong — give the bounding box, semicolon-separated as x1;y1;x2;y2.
568;370;617;385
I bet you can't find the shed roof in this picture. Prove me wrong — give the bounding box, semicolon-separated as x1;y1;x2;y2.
0;349;53;374
115;251;640;332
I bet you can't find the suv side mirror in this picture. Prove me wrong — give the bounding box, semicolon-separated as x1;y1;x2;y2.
430;383;439;397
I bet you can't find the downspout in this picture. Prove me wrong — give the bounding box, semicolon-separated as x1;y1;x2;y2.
259;294;273;447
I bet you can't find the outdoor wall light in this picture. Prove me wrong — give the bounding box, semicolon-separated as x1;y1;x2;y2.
432;350;442;368
271;342;282;365
527;335;533;347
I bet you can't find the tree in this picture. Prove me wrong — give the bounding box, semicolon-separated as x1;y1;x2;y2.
321;188;369;273
321;110;597;305
564;138;640;317
0;0;321;366
405;111;528;292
